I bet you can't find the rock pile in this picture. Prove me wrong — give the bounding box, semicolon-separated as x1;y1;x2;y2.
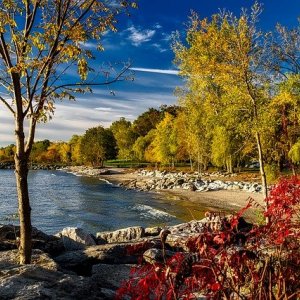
120;169;262;193
0;214;248;299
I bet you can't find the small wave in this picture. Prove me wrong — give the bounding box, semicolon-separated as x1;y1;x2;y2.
51;173;56;176
67;171;83;177
131;204;174;220
99;178;113;185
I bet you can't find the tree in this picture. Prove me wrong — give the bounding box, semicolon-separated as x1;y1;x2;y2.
132;130;155;161
0;0;136;263
30;140;50;163
174;5;270;201
133;108;162;137
69;135;83;165
149;113;178;167
80;126;116;166
110;117;137;160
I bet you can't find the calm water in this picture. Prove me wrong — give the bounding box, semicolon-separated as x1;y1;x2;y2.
0;170;207;234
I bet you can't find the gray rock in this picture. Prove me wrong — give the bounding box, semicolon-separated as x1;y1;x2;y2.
145;226;161;236
57;227;96;251
91;264;133;289
166;233;195;251
0;225;64;255
54;238;160;273
96;226;145;244
0;253;104;299
143;248;175;264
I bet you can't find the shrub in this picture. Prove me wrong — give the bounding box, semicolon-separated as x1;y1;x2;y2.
117;178;300;299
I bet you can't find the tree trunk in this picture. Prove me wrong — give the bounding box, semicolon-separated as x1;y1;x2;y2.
255;131;269;224
189;154;193;171
15;122;32;264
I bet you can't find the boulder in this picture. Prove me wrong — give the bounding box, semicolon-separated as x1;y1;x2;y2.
166;233;195;251
91;263;133;290
57;227;96;251
54;238;160;275
96;226;145;244
0;224;64;255
0;250;104;299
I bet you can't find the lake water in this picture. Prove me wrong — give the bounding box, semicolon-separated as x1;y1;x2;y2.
0;170;207;234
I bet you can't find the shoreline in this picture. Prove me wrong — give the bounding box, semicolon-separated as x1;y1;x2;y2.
95;168;265;222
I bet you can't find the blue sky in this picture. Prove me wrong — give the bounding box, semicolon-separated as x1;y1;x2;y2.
0;0;299;146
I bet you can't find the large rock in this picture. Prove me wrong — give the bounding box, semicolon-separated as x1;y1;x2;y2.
96;226;145;244
0;224;64;255
91;264;133;290
0;250;105;299
57;227;96;251
54;238;160;275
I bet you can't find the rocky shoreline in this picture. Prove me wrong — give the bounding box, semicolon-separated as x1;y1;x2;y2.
64;166;265;219
0;213;249;299
0;162;63;170
0;166;266;298
120;169;263;193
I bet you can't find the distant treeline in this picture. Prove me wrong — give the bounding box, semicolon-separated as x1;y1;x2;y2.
3;11;300;175
0;95;299;176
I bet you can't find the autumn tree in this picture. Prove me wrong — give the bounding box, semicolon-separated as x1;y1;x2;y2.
149;113;178;167
264;23;300;172
68;134;83;165
0;0;137;263
0;144;16;161
30;140;50;163
174;5;270;200
80;126;116;166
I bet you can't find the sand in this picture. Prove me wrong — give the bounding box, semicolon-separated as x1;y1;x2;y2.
99;169;265;222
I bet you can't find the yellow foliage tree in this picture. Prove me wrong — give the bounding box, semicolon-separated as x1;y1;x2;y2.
0;0;137;264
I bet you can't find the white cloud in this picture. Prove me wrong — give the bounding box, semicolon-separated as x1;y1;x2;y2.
130;67;179;75
162;32;173;42
126;25;156;46
151;43;168;53
79;42;98;50
154;23;163;29
0;72;182;146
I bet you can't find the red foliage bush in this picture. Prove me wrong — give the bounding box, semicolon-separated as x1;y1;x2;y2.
116;177;300;300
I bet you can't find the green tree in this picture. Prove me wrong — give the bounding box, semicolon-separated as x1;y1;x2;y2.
110;117;137;160
132;129;155;161
80;126;116;166
0;0;136;263
133;108;162;137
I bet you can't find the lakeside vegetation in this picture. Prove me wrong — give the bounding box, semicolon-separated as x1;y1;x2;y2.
0;2;298;297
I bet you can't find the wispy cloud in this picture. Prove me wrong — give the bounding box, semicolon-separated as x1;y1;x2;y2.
130;67;179;75
126;25;156;46
154;23;163;29
79;42;98;50
151;43;168;53
0;71;182;146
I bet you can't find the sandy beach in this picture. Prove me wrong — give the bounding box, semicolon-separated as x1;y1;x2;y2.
99;169;265;222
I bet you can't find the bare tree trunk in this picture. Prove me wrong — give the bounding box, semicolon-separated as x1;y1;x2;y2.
15;120;32;264
256;131;269;224
189;154;193;171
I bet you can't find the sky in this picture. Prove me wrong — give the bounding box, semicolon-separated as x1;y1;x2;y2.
0;0;300;146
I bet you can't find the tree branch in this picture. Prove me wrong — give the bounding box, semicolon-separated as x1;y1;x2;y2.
46;62;132;97
0;96;15;115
